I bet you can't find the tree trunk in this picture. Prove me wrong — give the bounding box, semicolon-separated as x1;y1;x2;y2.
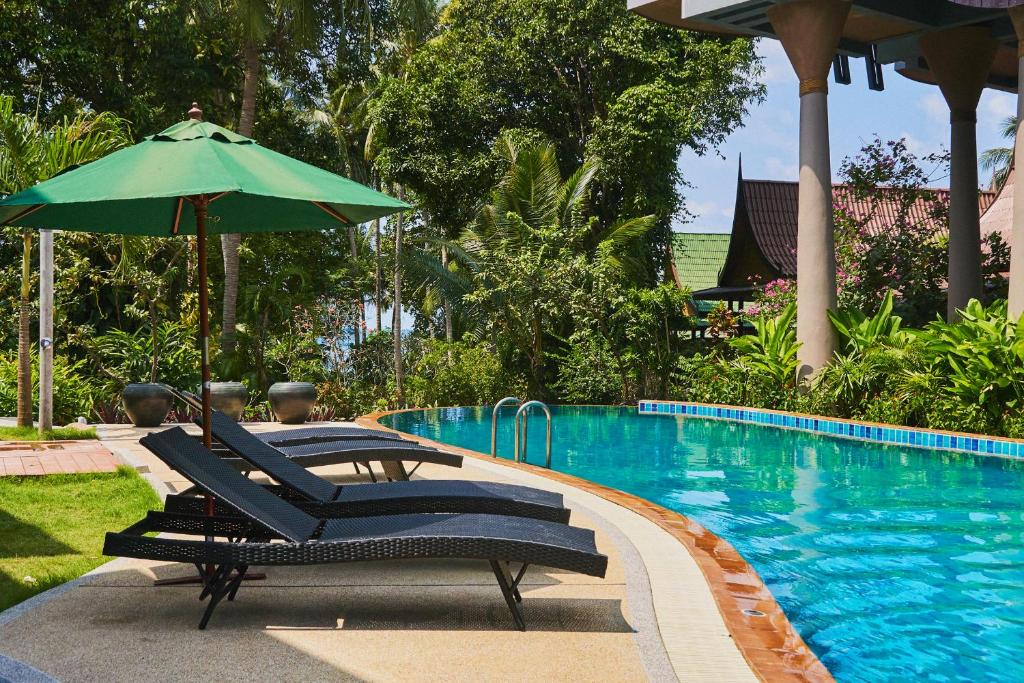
221;41;260;355
441;243;453;343
149;301;159;383
373;217;382;332
531;309;544;398
348;224;361;347
17;231;33;427
393;187;405;402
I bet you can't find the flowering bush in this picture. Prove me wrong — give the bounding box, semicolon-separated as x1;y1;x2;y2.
746;278;795;320
832;137;1007;324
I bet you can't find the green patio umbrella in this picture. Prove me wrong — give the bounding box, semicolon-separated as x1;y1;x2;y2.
0;104;409;449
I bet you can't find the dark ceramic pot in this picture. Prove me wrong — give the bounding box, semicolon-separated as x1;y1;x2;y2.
268;382;316;424
122;383;173;427
209;382;248;420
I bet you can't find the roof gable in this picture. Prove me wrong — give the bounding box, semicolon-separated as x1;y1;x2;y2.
670;232;731;292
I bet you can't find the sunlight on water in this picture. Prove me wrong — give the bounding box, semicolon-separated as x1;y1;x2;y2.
382;406;1024;683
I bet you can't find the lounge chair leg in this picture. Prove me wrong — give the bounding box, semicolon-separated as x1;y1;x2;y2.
198;564;230;601
197;564;241;630
490;561;526;631
511;563;530;603
381;460;408;481
227;565;248;601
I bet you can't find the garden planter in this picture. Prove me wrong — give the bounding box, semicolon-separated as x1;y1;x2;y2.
122;383;173;427
209;382;248;421
268;382;316;424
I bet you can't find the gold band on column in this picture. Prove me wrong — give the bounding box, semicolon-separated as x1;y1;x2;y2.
950;108;977;124
799;78;828;96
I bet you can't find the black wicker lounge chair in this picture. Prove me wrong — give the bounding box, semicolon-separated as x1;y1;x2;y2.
189;412;461;482
163;417;569;523
161;384;403;446
104;428;607;630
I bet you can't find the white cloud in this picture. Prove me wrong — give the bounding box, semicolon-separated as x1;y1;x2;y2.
981;91;1015;122
919;92;949;125
901;131;943;160
758;39;794;85
763;156;798;180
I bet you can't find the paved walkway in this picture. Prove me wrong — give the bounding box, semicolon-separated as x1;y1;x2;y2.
0;422;766;682
0;440;118;476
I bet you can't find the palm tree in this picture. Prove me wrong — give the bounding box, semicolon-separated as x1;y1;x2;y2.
451;136;654;395
212;0;321;357
327;0;437;400
0;96;130;426
981;115;1018;191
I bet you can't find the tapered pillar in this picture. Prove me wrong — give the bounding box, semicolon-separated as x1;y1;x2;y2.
920;27;997;321
1009;8;1024;318
38;230;53;432
767;0;850;382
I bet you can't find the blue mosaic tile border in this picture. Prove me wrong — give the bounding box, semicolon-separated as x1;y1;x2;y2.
637;400;1024;459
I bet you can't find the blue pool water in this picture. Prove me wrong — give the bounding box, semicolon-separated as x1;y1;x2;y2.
381;405;1024;682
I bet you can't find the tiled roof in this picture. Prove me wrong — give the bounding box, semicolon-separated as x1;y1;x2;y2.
670;232;730;292
741;180;997;278
979;165;1013;248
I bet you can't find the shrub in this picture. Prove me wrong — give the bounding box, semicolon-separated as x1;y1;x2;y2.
552;333;624;404
0;353;96;424
406;340;523;407
729;302;800;388
84;321;200;395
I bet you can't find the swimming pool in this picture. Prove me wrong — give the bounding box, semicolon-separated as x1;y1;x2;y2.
380;405;1024;683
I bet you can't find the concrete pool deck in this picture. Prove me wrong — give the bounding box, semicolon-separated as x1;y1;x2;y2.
0;421;829;682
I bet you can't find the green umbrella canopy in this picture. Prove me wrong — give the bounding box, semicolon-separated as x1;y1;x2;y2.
0;118;409;234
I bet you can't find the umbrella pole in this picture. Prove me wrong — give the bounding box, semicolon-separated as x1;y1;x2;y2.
196;198;214;525
155;193;264;586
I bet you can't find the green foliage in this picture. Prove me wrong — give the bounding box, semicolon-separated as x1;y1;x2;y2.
407;339;523;407
372;0;764;266
832;137;1007;323
84;321;201;392
552;333;624;404
729;302;800;388
0;352;96;424
697;297;1024;438
827;290;911;354
919;299;1024;425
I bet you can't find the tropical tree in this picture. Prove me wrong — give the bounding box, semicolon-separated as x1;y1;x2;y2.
981;115;1017;191
371;0;764;283
453;136;654;396
0;96;130;426
209;0;322;357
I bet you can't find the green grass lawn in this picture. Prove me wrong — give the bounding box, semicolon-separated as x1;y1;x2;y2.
0;466;158;612
0;425;98;441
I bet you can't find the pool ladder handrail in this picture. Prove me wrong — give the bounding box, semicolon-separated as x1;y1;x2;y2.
514;400;552;469
491;396;523;458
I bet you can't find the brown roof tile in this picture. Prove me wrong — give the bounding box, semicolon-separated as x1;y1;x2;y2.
741;180;996;278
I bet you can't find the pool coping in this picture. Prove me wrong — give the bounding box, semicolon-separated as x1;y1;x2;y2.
639;400;1024;460
360;408;833;683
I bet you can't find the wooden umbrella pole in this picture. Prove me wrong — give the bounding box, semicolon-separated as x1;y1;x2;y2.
195;197;214;525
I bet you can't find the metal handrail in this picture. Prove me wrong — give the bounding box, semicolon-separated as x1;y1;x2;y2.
514;400;552;469
491;396;523;457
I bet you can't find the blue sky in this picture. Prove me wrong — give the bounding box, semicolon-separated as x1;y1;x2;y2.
676;39;1017;233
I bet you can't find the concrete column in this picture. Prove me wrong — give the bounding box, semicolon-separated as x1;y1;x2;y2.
1008;8;1024;318
919;27;997;321
767;0;850;382
38;229;53;432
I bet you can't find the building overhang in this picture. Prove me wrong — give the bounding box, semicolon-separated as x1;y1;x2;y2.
628;0;1020;92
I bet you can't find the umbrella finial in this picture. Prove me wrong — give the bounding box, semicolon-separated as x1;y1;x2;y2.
188;102;203;121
